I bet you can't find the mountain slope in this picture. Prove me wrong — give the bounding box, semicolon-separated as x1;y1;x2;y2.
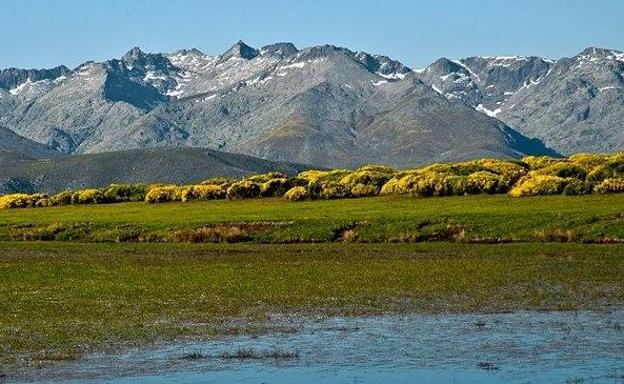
0;146;311;194
417;47;624;155
0;126;62;159
498;48;624;154
0;41;555;168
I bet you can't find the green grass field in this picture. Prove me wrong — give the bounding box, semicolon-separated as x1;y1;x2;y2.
1;194;623;371
1;242;623;368
0;194;623;243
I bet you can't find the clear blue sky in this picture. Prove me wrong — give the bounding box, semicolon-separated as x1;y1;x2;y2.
1;0;623;70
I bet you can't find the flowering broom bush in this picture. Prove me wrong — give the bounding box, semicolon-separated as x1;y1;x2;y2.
284;186;309;201
594;178;624;194
226;181;262;200
508;175;573;197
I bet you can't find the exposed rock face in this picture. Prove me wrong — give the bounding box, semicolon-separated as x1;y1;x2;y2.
0;41;558;168
417;47;624;155
498;48;624;154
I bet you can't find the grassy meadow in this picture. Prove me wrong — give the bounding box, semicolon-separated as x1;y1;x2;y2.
0;194;623;243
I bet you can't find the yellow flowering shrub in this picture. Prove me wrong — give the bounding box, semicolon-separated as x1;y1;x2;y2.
508;175;572;197
297;169;351;183
47;191;72;206
71;189;105;204
245;172;288;183
260;178;293;197
355;164;395;174
379;177;400;195
145;186;181;203
284;186;309;201
531;162;588;179
188;184;226;201
350;183;378;197
339;170;393;191
475;159;528;186
102;184;148;203
226;180;261;200
568;153;609;168
521;156;564;170
586;165;616;182
466;171;502;194
0;193;47;209
594;178;624;194
563;180;593;195
199;177;235;187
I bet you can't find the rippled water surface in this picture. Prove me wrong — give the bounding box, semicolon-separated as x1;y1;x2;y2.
15;310;624;383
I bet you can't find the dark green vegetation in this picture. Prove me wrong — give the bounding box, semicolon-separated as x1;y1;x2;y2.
1;242;623;367
0;194;623;243
0;146;310;195
2;152;624;210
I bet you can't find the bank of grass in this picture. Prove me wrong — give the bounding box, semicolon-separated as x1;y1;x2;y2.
0;194;623;243
0;241;623;369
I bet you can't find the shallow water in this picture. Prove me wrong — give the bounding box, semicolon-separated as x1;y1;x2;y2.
14;310;624;383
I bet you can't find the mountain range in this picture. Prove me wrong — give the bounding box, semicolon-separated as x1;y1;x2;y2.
0;41;623;191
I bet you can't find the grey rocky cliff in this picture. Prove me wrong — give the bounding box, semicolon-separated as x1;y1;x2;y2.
0;41;559;168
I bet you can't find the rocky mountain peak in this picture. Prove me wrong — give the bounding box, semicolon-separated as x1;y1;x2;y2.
427;58;465;74
221;40;259;60
260;42;298;58
120;46;174;73
578;46;619;57
173;48;205;57
122;47;145;61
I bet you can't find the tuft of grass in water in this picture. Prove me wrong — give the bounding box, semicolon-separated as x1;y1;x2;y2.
181;351;209;360
477;362;500;371
219;348;299;360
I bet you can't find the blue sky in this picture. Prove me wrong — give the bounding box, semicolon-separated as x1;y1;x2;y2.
1;0;623;70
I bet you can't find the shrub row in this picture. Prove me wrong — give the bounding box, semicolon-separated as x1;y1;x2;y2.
2;152;624;209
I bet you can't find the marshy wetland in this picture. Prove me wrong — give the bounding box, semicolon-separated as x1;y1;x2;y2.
1;194;623;382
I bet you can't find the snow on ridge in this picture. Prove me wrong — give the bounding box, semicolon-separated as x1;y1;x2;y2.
431;84;443;94
8;79;33;95
475;104;501;117
378;72;406;80
599;86;624;92
143;71;168;82
8;76;62;96
440;74;453;81
166;88;184;98
609;50;624;63
280;62;306;69
451;60;481;83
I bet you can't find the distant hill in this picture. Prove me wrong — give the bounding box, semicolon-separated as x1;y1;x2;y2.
0;146;311;194
0;126;62;159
